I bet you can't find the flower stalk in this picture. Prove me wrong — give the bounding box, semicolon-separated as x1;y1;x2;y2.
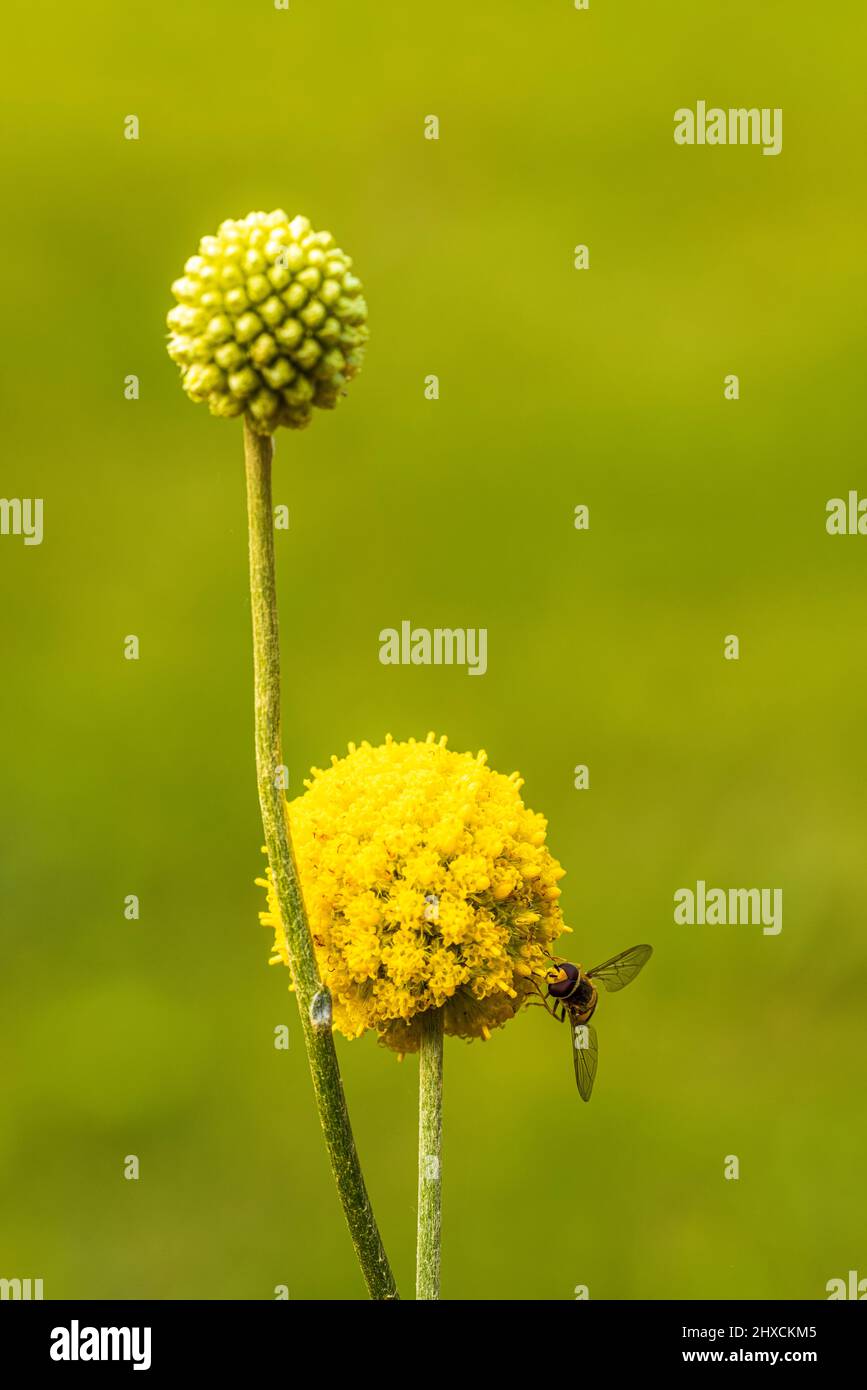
243;419;398;1301
416;1007;444;1300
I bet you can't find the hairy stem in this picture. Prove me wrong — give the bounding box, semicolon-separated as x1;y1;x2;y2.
243;419;398;1301
416;1007;444;1299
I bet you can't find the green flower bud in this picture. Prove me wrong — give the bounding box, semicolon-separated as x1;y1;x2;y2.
167;336;194;365
166;209;369;432
236;312;264;344
260;296;286;328
275;318;304;351
283;283;307;312
206;315;233;344
229;367;260;399
316;317;342;346
267;264;292;292
183;365;211;400
244;249;268;276
249;388;280;424
214;340;245;371
247;274;271;304
318;348;346;378
167;305;205;334
224;286;250;315
300;300;326;330
262;357;296;390
219;263;245;289
250;333;278;366
297;266;321;293
293;338;322;372
209;391;244;419
172;277;200;304
264;237;288;263
190;336;213;363
283;376;314;409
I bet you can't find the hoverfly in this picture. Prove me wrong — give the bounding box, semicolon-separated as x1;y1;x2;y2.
539;945;653;1102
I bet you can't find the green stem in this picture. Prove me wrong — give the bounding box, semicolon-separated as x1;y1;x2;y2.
243;419;398;1302
416;1007;444;1300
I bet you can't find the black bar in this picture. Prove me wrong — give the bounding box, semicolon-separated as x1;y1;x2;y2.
1;1299;862;1374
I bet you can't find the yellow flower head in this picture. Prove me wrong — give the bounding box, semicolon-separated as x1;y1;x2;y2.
258;734;568;1052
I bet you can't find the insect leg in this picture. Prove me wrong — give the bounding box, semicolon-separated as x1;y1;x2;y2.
524;977;561;1019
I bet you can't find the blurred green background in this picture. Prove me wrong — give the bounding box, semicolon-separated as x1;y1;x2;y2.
1;0;865;1301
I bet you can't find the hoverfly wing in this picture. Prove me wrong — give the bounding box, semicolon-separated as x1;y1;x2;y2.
587;943;653;993
571;1019;598;1102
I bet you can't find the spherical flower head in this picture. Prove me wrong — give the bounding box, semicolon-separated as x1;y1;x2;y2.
258;734;569;1053
166;210;368;434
